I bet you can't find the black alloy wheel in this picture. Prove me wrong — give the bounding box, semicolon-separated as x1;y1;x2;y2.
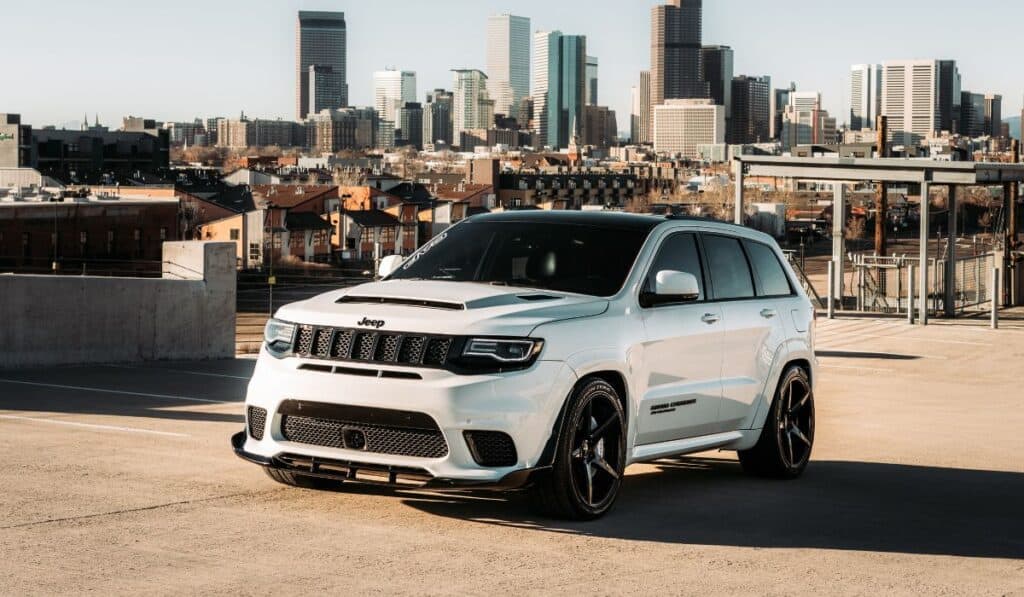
739;365;815;479
531;379;626;520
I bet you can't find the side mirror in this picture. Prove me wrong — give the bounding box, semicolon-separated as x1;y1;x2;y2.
377;254;405;279
642;270;700;306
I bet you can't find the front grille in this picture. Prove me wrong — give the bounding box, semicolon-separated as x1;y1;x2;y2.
278;400;448;459
294;325;453;368
247;406;267;440
464;431;518;467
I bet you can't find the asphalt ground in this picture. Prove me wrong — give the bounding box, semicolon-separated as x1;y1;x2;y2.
1;319;1022;595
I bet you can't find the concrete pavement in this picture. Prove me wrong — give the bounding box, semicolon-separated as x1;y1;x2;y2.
1;319;1022;595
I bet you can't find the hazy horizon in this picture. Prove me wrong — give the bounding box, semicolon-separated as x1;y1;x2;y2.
2;0;1021;132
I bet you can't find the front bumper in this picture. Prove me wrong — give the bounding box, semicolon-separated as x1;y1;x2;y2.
236;349;578;486
231;431;544;490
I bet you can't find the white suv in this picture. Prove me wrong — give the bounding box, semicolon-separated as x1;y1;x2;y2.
233;211;816;520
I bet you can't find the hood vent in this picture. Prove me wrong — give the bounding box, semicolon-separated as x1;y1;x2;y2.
336;295;466;311
517;294;562;302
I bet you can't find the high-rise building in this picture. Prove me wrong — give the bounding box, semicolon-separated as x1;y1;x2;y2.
533;31;587;149
423;89;454;147
307;65;346;117
452;69;491;148
937;60;961;134
631;71;652;144
850;64;881;131
397;103;423;150
582;105;617;148
296;11;348;120
771;84;795;140
985;94;1003;137
650;0;707;133
701;45;734;136
882;60;959;145
486;14;531;117
653;99;724;158
373;69;417;128
586;56;599;106
729;75;770;144
960;91;986;138
781;92;836;150
307;107;378;153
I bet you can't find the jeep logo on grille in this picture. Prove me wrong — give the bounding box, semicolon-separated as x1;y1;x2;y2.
357;317;385;329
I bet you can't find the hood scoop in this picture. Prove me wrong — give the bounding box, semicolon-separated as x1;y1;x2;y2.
517;294;563;302
336;296;466;311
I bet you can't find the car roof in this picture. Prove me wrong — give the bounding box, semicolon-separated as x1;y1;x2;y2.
468;210;764;239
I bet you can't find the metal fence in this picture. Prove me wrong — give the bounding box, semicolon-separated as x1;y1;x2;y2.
851;252;995;316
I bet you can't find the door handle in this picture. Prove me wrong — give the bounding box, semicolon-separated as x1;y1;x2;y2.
701;313;720;325
760;309;777;319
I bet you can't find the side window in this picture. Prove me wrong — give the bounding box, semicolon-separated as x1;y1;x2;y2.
646;232;705;301
703;234;755;300
743;240;793;297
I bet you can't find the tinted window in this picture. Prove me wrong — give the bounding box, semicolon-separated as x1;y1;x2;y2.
703;235;754;300
389;221;648;297
646;232;704;301
744;240;793;297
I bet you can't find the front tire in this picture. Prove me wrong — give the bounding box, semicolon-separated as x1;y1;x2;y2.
264;467;343;490
530;379;626;520
739;365;815;479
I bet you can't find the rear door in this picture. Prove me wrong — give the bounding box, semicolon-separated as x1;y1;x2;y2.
704;235;793;431
636;231;725;445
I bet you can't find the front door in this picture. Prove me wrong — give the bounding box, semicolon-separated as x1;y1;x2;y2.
636;232;725;445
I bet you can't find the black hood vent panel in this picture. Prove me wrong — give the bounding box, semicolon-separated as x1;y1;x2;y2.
336;296;466;311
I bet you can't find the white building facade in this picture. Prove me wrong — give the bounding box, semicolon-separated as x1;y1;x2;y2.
653;99;725;158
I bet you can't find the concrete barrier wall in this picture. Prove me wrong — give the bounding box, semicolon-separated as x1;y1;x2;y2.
0;242;236;369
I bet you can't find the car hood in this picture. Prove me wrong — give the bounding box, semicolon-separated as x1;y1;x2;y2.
274;279;609;337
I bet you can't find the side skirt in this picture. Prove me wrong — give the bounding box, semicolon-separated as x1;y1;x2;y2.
629;429;761;464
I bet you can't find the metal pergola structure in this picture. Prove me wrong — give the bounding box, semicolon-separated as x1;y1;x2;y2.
734;156;1024;324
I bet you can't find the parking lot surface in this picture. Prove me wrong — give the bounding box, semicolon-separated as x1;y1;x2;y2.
1;319;1022;595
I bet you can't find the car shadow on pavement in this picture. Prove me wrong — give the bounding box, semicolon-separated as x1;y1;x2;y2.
400;457;1024;560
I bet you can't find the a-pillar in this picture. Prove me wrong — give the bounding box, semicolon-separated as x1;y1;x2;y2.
919;179;931;325
832;184;847;303
944;185;958;318
733;159;745;225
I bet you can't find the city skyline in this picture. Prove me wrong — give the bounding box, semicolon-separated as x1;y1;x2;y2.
3;0;1024;133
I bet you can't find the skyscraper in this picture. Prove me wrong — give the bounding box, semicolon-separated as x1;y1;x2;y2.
586;56;599;106
307;65;345;117
424;89;454;147
881;60;949;146
373;69;417;125
451;69;491;147
701;45;733;137
653;99;724;158
960;91;986;138
296;11;348;121
486;14;531;118
650;0;707;132
533;31;587;149
729;75;770;144
631;71;652;144
398;103;423;150
850;64;881;131
984;94;1002;137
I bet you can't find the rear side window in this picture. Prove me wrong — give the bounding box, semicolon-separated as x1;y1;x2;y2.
743;240;793;297
647;232;705;301
702;235;754;300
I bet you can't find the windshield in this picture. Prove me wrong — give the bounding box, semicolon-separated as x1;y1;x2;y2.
389;220;650;297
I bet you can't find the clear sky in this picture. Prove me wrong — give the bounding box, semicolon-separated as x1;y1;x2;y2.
1;0;1020;131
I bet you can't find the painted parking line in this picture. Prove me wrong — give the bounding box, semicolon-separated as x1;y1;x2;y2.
99;364;252;381
0;379;236;404
0;414;189;438
818;364;895;373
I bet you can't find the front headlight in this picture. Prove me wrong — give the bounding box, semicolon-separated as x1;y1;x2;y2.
462;338;542;363
264;318;296;357
450;337;544;373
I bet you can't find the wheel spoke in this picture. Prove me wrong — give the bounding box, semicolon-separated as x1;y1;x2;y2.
785;431;794;467
790;425;812;447
789;391;810;416
571;447;584;460
593;456;619;480
584;462;594;505
589;415;617;441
